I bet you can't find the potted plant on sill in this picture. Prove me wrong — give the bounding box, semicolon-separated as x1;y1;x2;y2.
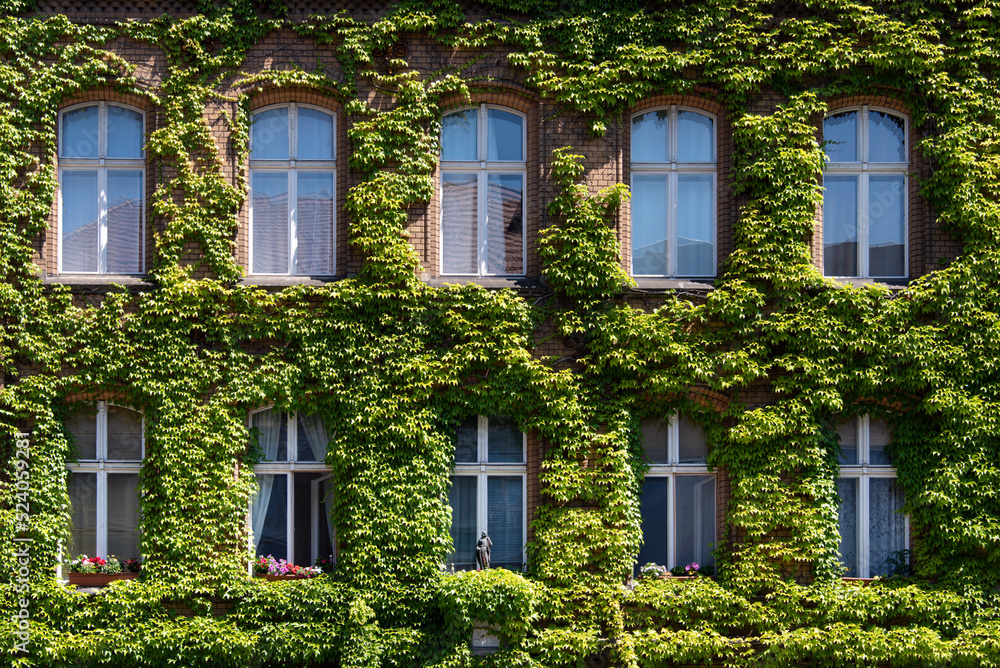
253;555;322;580
66;555;141;586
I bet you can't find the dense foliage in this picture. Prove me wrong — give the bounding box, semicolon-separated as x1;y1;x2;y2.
1;0;999;665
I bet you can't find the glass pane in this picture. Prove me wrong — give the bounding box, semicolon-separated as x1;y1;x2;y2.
837;477;858;577
837;418;858;465
868;175;905;277
487;476;523;569
252;408;288;461
67;472;97;558
677;112;713;163
317;477;336;561
674;475;715;569
486;173;523;275
442;109;477;161
295;172;335;275
62;105;99;158
296;107;334;161
61;170;99;273
251;108;289;160
253;473;288;559
441;173;478;274
107;474;140;560
869;419;892;466
296;413;328;462
293;472;321;566
106;106;144;159
454;417;478;463
631;111;668;163
447;476;477;570
67;408;97;459
641;419;669;464
869;478;906;576
677;414;708;464
488;416;522;463
637;477;668;570
487;109;523;162
252;171;290;274
823;174;859;276
868;111;906;163
631;174;668;275
106;170;143;274
107;405;142;460
677;174;714;276
824;111;858;162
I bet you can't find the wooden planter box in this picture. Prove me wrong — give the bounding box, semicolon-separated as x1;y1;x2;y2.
843;577;878;586
67;572;140;586
255;574;312;581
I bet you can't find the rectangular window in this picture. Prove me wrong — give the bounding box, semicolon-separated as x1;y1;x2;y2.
447;415;526;570
65;402;144;562
836;415;908;577
637;413;716;572
249;408;336;567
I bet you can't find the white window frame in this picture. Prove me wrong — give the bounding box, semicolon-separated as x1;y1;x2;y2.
64;401;144;562
439;103;527;277
642;413;716;569
449;415;528;570
248;407;334;568
248;103;337;276
58;101;146;275
838;414;909;578
823;105;909;279
630;105;717;278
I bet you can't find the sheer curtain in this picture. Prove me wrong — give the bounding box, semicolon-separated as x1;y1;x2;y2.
251;409;284;550
299;413;329;462
869;478;906;576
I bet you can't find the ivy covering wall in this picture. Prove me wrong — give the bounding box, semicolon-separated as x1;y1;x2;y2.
1;0;999;665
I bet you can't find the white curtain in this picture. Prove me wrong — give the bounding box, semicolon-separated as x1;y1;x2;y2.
299;413;329;462
251;409;284;549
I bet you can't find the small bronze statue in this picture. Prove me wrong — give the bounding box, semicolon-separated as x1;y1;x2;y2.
475;531;492;570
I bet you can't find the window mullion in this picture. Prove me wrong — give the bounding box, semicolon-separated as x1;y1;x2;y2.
286;471;294;563
478;170;487;276
668;172;678;277
289;168;298;275
859;474;871;577
97;469;108;558
98;167;108;274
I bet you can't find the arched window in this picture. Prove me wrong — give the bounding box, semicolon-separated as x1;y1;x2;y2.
248;407;335;567
59;102;145;274
630;106;716;278
823;106;908;278
440;104;526;276
65;402;144;562
637;413;715;573
249;104;336;276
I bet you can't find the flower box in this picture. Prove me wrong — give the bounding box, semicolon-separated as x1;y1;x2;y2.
842;577;877;586
67;572;140;586
255;574;308;581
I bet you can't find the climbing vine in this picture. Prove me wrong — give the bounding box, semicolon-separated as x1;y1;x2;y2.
1;0;1000;665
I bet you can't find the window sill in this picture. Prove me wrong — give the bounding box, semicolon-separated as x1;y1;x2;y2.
238;275;347;288
44;275;155;292
824;277;909;290
630;278;716;293
425;276;544;291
